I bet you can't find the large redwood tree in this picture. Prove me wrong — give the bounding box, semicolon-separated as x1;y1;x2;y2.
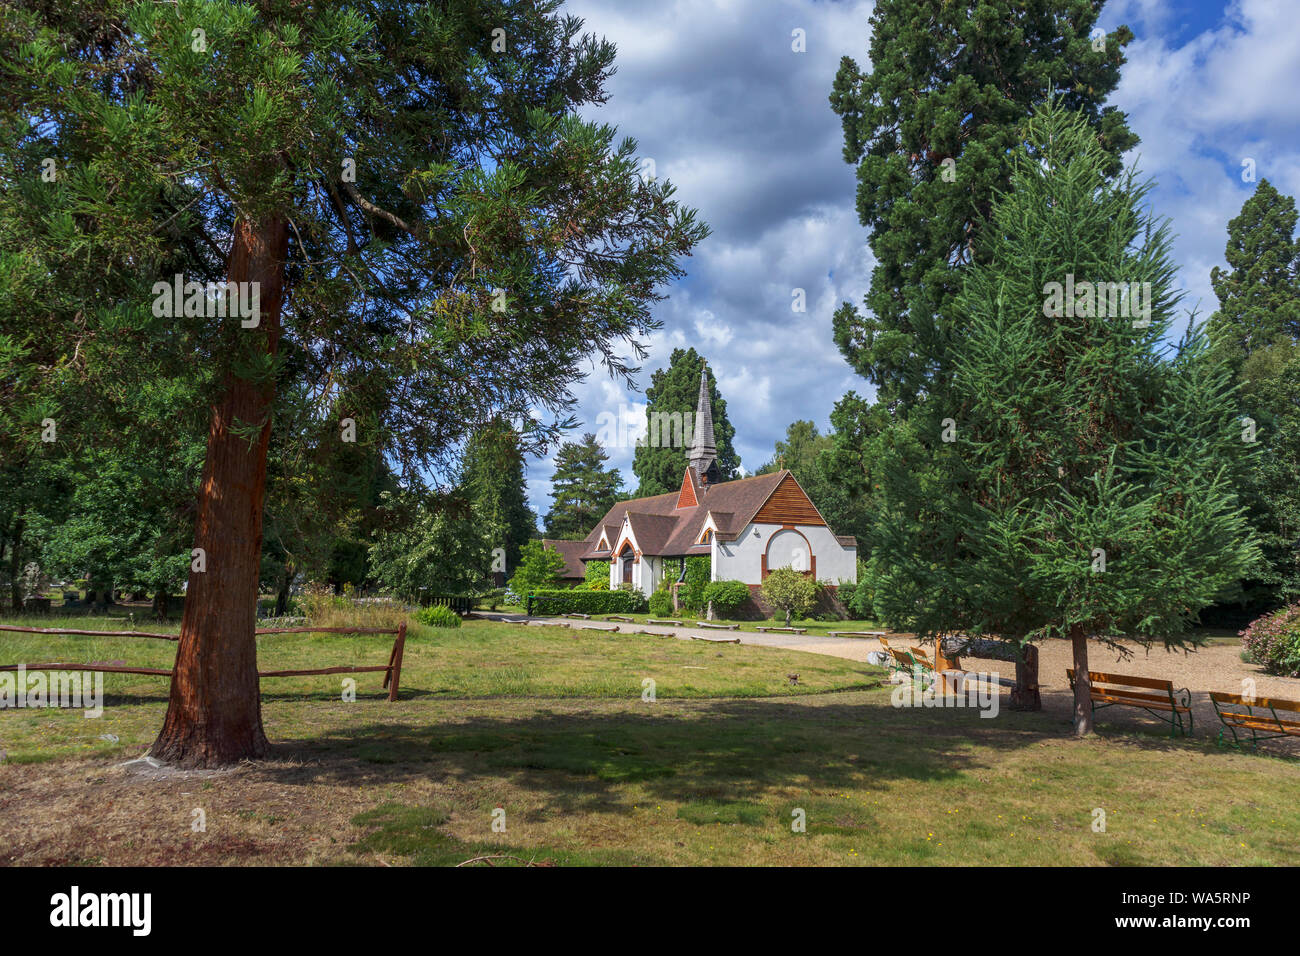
1;0;707;766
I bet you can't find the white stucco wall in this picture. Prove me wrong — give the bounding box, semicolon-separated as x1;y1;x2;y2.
713;523;857;585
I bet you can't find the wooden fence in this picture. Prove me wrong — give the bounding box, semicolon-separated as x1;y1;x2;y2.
0;622;409;702
419;594;473;614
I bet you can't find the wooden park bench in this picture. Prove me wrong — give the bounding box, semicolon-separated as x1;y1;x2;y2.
647;618;683;626
885;645;936;684
691;635;741;645
755;626;807;634
604;615;635;623
1210;692;1300;749
827;630;886;638
694;621;739;630
1067;669;1193;737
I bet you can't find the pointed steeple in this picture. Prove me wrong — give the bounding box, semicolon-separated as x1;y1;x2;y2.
687;363;718;482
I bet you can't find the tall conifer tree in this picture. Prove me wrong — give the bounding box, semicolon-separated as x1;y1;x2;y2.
872;104;1259;733
632;348;737;496
544;433;623;539
2;1;707;765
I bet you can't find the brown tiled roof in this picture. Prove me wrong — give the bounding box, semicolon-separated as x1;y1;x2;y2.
541;539;587;579
582;468;828;558
835;535;858;549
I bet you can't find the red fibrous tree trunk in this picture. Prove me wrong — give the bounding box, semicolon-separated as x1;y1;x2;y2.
150;216;287;768
1070;625;1093;737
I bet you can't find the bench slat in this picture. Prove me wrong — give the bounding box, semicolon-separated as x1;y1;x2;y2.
1068;669;1174;692
1089;692;1185;713
1211;692;1300;714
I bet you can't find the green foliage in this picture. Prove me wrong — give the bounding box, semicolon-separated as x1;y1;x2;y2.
530;588;647;615
583;560;610;590
509;540;567;595
702;579;750;614
632;350;738;495
1;0;708;666
462;419;537;575
647;588;674;618
413;604;462;629
545;434;623;538
838;560;876;620
1241;604;1300;677
1207;180;1300;373
829;0;1138;406
870;103;1260;654
368;493;492;602
676;556;711;614
1205;181;1300;605
760;568;820;625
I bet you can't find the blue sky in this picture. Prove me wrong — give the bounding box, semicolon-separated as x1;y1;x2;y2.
522;0;1300;521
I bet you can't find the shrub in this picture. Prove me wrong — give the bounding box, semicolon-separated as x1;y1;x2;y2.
414;604;462;628
648;589;674;617
1241;603;1300;677
702;579;750;616
529;588;647;615
838;560;876;620
584;560;610;589
761;567;820;626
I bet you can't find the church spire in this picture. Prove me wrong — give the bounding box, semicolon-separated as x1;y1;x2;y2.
687;363;718;482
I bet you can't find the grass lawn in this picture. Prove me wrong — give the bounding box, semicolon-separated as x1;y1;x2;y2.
0;614;1295;866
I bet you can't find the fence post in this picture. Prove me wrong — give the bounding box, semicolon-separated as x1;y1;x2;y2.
386;621;407;702
526;594;533;616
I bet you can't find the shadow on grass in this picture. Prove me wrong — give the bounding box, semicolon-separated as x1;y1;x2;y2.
258;695;1078;802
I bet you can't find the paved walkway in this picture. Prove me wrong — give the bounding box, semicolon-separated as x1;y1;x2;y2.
480;612;882;661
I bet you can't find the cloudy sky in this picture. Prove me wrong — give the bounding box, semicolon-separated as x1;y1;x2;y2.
523;0;1300;520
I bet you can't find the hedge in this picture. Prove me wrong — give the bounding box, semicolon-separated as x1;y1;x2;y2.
528;588;648;615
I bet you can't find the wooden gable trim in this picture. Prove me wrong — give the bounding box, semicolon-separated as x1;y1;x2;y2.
676;467;699;509
751;473;827;527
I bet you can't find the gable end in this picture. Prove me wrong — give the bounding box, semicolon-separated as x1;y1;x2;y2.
752;474;827;527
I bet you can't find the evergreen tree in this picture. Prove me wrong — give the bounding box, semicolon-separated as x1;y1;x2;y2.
1207;180;1300;372
872;103;1260;733
2;1;707;766
829;0;1138;406
462;418;537;576
544;433;623;539
632;348;738;495
1206;181;1300;604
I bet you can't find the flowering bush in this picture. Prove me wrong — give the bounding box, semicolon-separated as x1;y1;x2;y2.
1241;603;1300;677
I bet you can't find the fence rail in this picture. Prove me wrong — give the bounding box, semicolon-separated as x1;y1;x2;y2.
0;622;409;701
